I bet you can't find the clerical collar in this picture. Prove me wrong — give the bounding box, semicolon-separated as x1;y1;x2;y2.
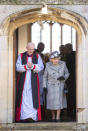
26;53;33;57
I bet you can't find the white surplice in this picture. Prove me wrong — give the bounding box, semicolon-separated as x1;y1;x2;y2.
16;54;44;120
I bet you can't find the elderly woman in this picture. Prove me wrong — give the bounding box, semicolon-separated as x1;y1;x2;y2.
43;51;69;122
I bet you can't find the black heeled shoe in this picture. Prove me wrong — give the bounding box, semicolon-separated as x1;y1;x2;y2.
51;119;56;122
56;119;61;122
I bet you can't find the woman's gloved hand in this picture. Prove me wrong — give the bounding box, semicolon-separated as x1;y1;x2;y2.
43;88;48;93
57;76;65;81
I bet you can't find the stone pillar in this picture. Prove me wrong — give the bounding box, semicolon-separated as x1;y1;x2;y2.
76;31;84;123
77;31;88;123
0;35;9;123
81;33;88;123
0;33;14;123
8;36;14;123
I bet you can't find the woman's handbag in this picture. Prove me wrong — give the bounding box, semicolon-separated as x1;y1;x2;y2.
64;83;68;94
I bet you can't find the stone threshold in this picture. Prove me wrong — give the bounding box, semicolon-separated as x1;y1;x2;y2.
0;122;88;130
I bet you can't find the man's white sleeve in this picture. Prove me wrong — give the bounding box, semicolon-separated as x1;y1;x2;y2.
16;54;28;72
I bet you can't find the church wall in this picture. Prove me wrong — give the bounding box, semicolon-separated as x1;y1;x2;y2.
0;0;88;5
0;36;9;123
18;24;28;53
0;2;88;123
18;24;31;53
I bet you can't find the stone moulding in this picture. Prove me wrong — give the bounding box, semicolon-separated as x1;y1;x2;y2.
0;0;88;5
0;6;88;36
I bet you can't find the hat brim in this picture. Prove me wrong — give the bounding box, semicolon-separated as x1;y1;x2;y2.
50;56;60;59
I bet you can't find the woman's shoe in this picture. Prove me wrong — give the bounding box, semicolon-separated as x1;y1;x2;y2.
51;119;56;122
56;119;61;122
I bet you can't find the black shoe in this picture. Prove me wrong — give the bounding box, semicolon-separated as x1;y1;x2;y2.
56;119;61;122
51;119;56;122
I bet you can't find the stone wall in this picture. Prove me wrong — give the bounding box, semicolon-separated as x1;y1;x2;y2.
0;0;88;124
0;0;88;5
0;5;88;27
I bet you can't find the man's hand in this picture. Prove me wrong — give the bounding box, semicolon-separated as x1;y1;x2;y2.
27;62;33;68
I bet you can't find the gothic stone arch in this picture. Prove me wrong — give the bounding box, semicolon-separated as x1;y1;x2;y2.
0;6;88;123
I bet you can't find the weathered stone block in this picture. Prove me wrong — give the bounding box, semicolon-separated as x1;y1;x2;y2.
0;0;88;5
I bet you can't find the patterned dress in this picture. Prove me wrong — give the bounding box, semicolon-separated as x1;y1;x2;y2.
43;60;69;110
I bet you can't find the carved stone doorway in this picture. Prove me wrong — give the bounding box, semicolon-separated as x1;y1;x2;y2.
0;6;88;123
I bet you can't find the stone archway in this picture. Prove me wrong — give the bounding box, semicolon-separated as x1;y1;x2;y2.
0;6;88;123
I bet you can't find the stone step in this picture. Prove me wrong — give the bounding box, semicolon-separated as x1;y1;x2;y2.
0;122;88;131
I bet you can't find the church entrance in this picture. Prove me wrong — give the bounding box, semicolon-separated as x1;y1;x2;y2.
11;6;86;123
13;20;77;122
0;5;88;123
